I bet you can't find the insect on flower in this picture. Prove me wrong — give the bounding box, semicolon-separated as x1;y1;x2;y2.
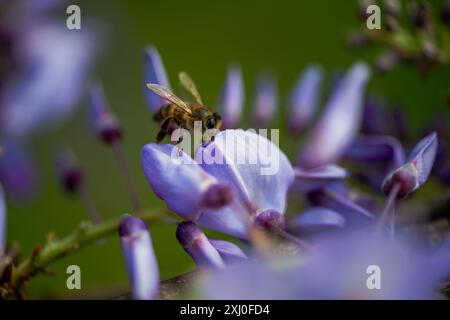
146;72;222;143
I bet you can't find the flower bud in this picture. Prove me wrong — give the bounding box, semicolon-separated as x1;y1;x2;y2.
55;147;83;194
89;82;122;145
176;222;225;269
119;215;159;300
218;64;245;129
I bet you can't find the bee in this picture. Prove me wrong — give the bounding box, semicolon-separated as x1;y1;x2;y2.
146;72;222;143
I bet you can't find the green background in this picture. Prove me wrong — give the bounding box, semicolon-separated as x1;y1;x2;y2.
6;0;450;298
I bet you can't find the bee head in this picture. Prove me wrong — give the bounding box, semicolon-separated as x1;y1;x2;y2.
203;112;222;131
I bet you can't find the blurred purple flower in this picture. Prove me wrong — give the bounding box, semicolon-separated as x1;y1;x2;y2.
218;65;245;129
1;23;95;138
382;132;437;198
287;65;323;134
288;207;346;234
361;96;390;136
55;146;83;195
201;231;450;299
298;62;371;169
0;139;38;201
0;184;6;257
143;45;171;113
119;215;159;300
88;82;122;145
209;239;247;264
176;221;225;269
291;164;348;193
142;129;294;238
252;71;278;128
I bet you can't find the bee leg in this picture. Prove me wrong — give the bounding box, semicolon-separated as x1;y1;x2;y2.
156;117;174;143
156;130;167;144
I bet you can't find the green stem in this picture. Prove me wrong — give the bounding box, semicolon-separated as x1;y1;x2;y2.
10;208;176;292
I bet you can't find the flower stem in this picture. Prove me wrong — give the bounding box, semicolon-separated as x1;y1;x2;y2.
8;208;175;296
79;187;102;225
112;141;141;212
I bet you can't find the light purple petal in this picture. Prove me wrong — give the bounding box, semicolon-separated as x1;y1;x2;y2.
0;140;39;202
119;215;159;300
298;62;371;169
218;65;245;129
292;164;348;193
287;65;323;134
289;207;346;233
195;129;295;238
345;135;405;168
252;71;278;127
209;239;247;264
0;185;6;257
141;143;233;221
307;188;374;226
176;222;225;269
1;23;95;138
143;45;171;112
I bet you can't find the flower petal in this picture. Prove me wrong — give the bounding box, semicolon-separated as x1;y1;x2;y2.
292;164;348;193
1;23;95;138
141;143;233;221
218;65;245;129
287;65;323;134
298;62;371;169
176;222;225;269
307;188;374;226
143;45;171;112
209;239;247;264
252;71;278;128
119;215;159;300
0;140;38;202
289;207;346;233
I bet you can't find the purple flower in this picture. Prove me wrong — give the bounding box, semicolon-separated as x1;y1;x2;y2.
0;139;38;201
176;221;225;269
289;207;346;234
0;184;6;257
201;231;450;299
292;164;349;193
1;23;95;138
55;146;83;195
141;129;294;238
119;215;159;300
298;62;371;169
209;239;247;264
382;132;437;198
143;45;171;113
252;71;278;128
287;65;323;134
218;65;245;129
88;82;122;145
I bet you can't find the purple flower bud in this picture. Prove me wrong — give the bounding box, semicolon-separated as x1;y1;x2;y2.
382;132;438;198
143;45;171;112
0;185;6;257
347;32;371;50
176;222;225;269
55;147;83;194
252;71;278;128
292;164;349;193
209;239;247;264
88;82;122;145
0;140;38;202
119;215;159;300
384;0;401;19
287;65;323;134
361;96;390;136
289;207;345;234
410;1;431;29
218;65;245;129
254;209;285;230
299;62;370;169
201;183;234;209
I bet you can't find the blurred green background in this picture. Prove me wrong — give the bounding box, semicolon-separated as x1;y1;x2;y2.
6;0;450;298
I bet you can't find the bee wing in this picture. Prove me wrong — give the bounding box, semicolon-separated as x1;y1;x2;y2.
146;83;193;115
179;71;203;104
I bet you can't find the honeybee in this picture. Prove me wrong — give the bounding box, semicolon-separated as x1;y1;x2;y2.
147;72;222;143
